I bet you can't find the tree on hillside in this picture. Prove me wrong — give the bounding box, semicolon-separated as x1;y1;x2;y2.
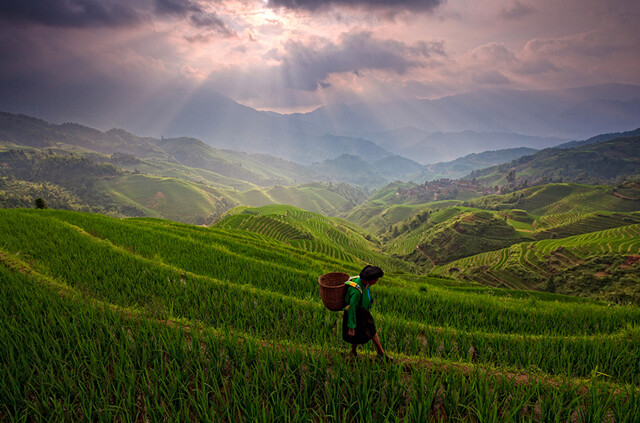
34;197;47;209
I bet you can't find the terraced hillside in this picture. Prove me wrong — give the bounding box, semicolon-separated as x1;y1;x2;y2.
384;206;640;258
532;211;640;239
2;208;640;420
345;180;463;234
349;182;640;238
215;205;413;273
366;183;640;265
469;182;640;214
432;224;640;302
414;210;527;265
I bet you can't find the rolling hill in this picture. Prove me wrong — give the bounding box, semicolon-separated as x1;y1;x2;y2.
556;127;640;150
468;182;640;215
468;135;640;187
0;112;319;187
0;147;368;223
346;182;640;276
432;224;640;303
215;205;412;273
404;209;528;265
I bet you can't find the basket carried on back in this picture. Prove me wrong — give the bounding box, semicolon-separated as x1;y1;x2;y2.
318;272;350;311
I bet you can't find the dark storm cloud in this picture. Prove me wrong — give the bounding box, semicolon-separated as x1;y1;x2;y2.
267;0;444;12
280;32;445;90
155;0;202;16
189;12;235;37
0;0;141;27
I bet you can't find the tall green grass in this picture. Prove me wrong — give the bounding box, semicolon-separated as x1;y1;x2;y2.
2;208;640;420
2;258;639;422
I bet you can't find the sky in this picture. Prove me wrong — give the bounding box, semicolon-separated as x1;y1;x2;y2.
0;0;639;122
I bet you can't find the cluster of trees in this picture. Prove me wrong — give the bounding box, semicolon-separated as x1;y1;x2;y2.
0;151;145;216
542;255;640;305
384;209;433;239
0;178;100;212
313;182;369;206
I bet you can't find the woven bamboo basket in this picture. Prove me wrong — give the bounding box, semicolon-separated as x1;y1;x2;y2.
318;272;350;311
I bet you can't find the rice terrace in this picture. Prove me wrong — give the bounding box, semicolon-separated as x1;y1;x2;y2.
2;0;640;421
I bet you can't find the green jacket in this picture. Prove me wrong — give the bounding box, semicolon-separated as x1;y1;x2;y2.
345;277;373;330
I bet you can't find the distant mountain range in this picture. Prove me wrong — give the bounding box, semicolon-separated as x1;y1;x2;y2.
555;127;640;150
2;83;639;166
0;111;541;188
148;83;640;165
1;109;639;226
0;110;638;194
412;147;539;181
364;129;551;164
468;134;640;187
292;83;640;140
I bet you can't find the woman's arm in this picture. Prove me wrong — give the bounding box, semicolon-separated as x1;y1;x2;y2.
346;289;360;335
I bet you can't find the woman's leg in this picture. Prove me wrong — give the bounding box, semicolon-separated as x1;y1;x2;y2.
350;343;358;356
371;334;385;355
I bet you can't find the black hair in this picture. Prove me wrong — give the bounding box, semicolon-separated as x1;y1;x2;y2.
359;265;384;281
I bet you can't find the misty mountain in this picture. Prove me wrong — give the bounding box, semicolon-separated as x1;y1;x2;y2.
365;129;561;163
0;111;410;188
4;83;639;167
556;127;640;149
411;147;538;182
291;83;640;140
121;87;392;165
373;155;425;180
0;112;317;186
468;135;640;186
0;112;171;160
311;154;388;188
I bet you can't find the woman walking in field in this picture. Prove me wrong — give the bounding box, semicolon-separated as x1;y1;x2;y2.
343;265;390;361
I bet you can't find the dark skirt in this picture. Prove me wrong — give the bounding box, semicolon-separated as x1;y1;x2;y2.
342;308;377;345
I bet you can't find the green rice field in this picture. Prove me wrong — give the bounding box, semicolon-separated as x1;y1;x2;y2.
2;208;640;421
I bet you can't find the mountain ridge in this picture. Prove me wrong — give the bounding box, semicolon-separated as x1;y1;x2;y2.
4;83;639;166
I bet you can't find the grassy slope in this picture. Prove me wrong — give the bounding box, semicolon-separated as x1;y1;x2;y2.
215;205;411;273
100;174;222;222
155;137;317;186
0;145;366;221
219;184;361;217
412;209;528;265
1;114;368;220
465;183;640;214
2;208;640;420
349;181;640;238
470;136;640;186
118;158;258;191
386;207;640;259
347;198;461;234
533;210;640;239
346;182;640;294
